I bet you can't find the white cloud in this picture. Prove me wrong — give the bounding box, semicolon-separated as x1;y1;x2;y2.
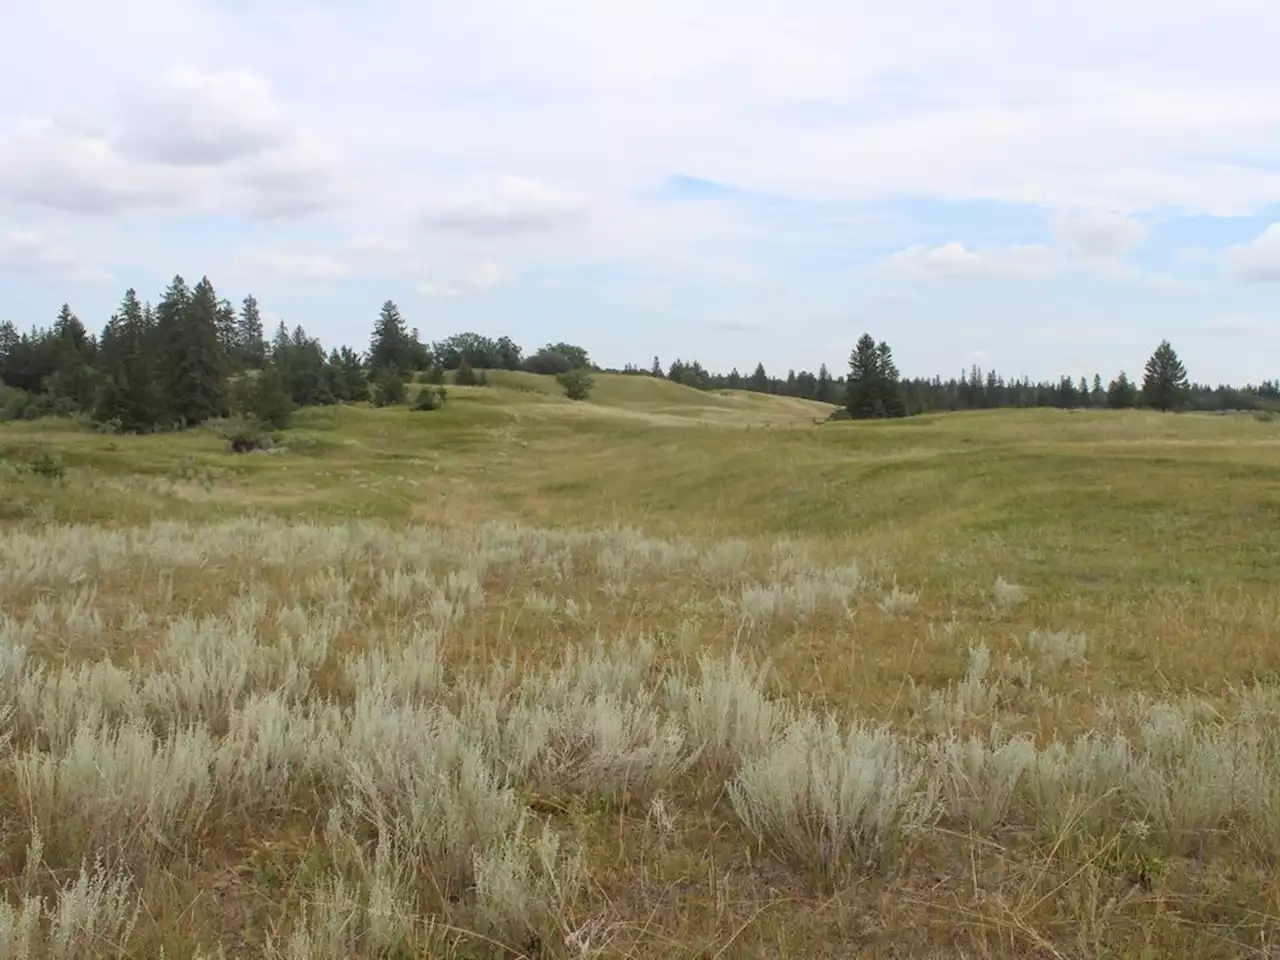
422;176;586;234
1224;224;1280;281
417;260;515;298
0;65;345;218
0;226;111;282
460;259;514;289
114;66;291;166
883;241;1062;279
1050;210;1148;259
232;247;351;282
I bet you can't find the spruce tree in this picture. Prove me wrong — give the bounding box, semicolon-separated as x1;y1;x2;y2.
846;334;883;418
96;288;160;431
1141;340;1189;412
368;300;410;372
160;276;228;426
329;347;368;402
748;362;770;393
876;341;906;417
238;295;266;368
816;364;834;403
215;298;238;365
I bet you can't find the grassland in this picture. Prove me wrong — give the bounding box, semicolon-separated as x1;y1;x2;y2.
3;373;1280;957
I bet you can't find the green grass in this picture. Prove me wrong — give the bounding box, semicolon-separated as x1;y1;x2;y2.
5;380;1280;956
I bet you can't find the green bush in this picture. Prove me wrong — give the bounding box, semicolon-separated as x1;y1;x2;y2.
412;385;448;411
25;447;65;480
556;368;594;401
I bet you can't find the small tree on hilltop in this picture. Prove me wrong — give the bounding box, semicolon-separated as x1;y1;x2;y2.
1142;340;1189;412
558;368;594;401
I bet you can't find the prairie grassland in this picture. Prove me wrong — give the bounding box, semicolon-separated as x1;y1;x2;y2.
2;379;1280;957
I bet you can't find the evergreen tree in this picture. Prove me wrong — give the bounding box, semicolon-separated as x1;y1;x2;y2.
845;334;907;419
815;364;834;404
748;362;770;393
371;364;406;406
1142;340;1189;412
95;288;160;431
237;295;266;368
251;360;294;429
329;347;368;402
159;276;228;426
875;342;906;417
1107;371;1138;409
368;300;410;372
846;334;883;418
651;356;664;378
215;298;238;365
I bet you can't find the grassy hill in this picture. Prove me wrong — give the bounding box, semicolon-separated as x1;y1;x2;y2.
476;369;836;425
3;388;1280;957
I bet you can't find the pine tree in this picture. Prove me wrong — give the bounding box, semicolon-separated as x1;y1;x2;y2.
651;356;664;378
368;300;410;372
748;362;770;393
1141;340;1189;412
1107;371;1138;409
238;295;266;368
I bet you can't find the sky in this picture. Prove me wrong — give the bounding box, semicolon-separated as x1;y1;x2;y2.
1;0;1279;386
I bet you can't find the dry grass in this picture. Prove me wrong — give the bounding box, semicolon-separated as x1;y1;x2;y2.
3;387;1280;956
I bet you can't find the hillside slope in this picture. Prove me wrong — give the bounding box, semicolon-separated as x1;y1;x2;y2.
477;370;836;425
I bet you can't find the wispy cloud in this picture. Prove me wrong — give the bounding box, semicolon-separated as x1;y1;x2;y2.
883;241;1063;279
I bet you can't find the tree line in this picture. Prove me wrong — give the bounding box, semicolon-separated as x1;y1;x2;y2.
624;339;1274;417
0;280;598;432
2;276;1275;435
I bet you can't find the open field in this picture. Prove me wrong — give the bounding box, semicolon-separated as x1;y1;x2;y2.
3;374;1280;957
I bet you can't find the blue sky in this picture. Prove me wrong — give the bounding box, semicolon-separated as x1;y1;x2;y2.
1;0;1279;386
